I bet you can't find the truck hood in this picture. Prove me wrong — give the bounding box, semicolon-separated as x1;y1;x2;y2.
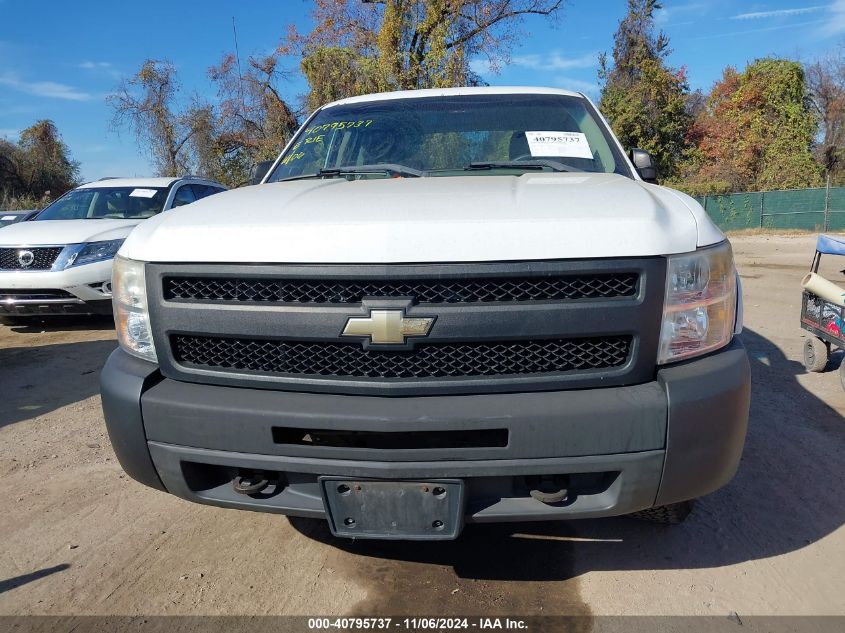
122;173;721;263
0;218;141;246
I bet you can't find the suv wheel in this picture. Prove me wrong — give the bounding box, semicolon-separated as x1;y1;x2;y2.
629;499;696;524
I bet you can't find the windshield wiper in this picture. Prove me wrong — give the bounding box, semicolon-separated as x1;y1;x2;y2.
464;159;576;173
279;163;424;182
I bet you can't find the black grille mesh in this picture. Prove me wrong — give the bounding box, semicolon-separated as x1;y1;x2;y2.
0;247;63;271
164;273;639;304
171;335;631;379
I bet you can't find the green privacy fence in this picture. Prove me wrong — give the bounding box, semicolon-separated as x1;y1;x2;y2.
693;187;845;231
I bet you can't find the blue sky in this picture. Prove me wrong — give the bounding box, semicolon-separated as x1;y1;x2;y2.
1;0;843;181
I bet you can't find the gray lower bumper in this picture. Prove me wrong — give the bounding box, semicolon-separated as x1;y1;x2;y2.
100;339;750;524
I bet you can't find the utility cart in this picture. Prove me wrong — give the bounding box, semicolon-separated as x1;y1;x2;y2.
800;234;845;390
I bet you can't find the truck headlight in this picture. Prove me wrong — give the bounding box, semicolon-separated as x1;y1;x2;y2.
658;241;737;364
65;239;124;268
112;255;157;363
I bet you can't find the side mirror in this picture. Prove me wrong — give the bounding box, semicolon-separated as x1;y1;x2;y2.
629;148;658;183
249;160;274;185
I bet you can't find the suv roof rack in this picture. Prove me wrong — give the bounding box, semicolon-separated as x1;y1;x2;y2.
97;176;122;181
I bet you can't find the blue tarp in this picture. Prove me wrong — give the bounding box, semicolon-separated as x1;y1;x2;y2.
816;234;845;256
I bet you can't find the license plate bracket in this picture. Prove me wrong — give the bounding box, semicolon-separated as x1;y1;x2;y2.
319;478;465;540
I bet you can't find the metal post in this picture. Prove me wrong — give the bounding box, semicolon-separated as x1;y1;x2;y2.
824;173;831;232
759;191;765;228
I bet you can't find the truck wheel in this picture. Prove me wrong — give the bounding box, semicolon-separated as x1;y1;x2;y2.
629;499;696;524
803;337;829;372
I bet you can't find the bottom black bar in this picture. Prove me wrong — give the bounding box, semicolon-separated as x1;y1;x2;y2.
0;616;842;633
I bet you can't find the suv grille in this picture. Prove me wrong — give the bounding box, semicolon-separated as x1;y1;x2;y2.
163;273;639;304
171;335;632;380
0;247;63;271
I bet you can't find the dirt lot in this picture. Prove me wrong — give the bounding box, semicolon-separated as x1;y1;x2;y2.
0;234;843;619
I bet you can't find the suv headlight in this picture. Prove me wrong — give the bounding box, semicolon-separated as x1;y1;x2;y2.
65;239;124;268
112;255;157;363
658;241;738;364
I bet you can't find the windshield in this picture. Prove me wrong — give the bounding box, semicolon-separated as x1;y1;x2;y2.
268;93;631;181
36;187;168;221
0;212;28;227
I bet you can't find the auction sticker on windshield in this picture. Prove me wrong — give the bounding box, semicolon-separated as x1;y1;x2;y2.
129;188;158;198
526;131;593;159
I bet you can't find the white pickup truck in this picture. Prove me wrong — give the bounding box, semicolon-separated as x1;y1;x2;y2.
101;87;751;540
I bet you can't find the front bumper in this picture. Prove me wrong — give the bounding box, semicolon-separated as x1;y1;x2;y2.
0;260;114;316
101;339;750;529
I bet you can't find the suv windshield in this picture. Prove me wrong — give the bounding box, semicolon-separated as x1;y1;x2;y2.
36;187;168;221
268;93;631;181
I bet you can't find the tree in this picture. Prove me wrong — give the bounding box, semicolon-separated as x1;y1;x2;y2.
681;58;823;194
17;120;80;197
108;60;211;176
207;52;299;185
111;56;299;187
806;47;845;185
283;0;565;107
0;120;79;208
598;0;692;181
0;137;29;205
300;46;381;112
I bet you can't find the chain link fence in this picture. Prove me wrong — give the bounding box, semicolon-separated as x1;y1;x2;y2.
693;187;845;231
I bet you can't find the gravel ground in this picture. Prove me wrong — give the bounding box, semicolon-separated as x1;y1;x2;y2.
0;234;843;619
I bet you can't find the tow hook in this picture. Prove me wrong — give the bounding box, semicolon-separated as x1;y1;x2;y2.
526;475;569;505
232;471;271;495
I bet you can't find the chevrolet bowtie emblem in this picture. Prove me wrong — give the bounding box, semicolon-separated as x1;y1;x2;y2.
342;309;435;345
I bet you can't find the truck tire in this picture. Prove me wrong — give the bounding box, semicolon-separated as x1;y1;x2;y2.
839;361;845;391
803;337;829;372
629;499;696;524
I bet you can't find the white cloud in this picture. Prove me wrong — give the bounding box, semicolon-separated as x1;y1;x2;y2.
554;77;598;97
654;2;710;26
469;58;494;75
0;73;91;101
821;0;845;35
470;52;596;76
510;51;598;72
79;61;111;69
731;5;825;20
78;60;121;79
692;17;826;39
